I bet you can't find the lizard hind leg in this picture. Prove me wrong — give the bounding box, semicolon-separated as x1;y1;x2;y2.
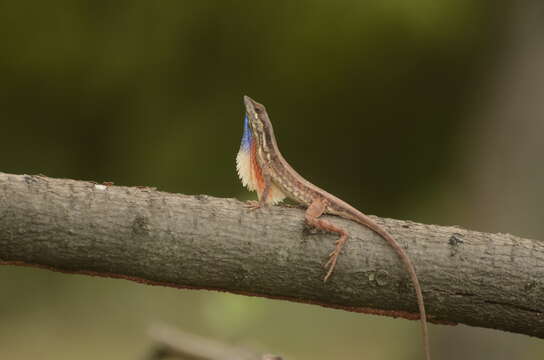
305;198;349;282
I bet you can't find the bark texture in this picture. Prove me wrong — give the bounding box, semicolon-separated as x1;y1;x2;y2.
0;172;542;338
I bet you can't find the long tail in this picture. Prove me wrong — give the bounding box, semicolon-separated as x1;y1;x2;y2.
354;212;431;360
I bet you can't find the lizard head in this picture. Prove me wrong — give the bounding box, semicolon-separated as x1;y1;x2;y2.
236;95;270;193
244;96;272;144
236;96;287;204
243;95;274;152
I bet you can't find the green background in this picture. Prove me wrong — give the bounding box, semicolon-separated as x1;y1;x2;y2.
1;1;543;359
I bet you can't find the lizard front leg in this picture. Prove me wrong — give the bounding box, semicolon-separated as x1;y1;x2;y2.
305;197;348;281
245;162;272;210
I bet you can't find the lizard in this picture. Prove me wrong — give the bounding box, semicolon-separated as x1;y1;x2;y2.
236;95;431;360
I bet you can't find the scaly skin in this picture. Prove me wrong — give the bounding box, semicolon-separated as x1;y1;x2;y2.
237;95;431;360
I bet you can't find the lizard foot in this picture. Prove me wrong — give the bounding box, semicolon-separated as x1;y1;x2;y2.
323;234;348;282
244;200;263;211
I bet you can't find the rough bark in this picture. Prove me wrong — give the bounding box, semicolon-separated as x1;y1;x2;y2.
0;172;542;338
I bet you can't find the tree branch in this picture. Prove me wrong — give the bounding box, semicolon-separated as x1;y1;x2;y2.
0;172;543;338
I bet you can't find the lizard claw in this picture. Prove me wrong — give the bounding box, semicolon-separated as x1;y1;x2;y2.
323;234;348;282
323;254;338;282
244;200;263;211
323;248;340;282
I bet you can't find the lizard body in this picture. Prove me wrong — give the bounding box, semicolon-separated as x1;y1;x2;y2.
236;95;430;360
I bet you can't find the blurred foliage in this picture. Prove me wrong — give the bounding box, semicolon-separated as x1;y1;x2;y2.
0;1;500;213
1;1;542;360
